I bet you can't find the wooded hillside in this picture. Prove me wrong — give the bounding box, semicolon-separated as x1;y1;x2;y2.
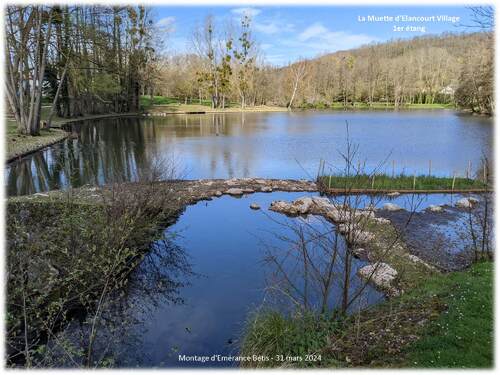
157;31;493;114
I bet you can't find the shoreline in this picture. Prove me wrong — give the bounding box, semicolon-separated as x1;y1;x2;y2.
5;105;491;163
8;178;492;368
6;128;70;163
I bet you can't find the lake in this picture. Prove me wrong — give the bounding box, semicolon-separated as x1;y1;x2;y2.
65;191;384;368
5;110;492;196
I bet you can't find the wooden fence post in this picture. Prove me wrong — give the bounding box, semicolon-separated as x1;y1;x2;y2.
317;159;323;180
413;174;416;190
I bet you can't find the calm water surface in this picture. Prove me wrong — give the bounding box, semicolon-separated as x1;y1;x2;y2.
76;192;384;367
5;110;492;196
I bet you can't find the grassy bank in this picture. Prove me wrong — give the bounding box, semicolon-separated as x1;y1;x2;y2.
318;174;489;191
301;102;454;110
140;95;286;114
6;120;69;161
240;261;493;368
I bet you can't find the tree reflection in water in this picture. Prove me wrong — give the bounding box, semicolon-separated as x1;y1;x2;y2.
44;234;194;368
260;213;384;318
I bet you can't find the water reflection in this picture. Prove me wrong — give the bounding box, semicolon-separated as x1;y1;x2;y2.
46;234;194;367
6;110;493;196
109;193;383;367
261;213;382;315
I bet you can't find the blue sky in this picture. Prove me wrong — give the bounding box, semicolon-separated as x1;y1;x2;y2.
152;5;479;65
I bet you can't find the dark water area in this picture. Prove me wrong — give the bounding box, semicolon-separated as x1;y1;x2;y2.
5;110;492;196
68;192;384;368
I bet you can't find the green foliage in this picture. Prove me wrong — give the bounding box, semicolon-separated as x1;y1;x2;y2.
319;174;489;191
6;183;172;367
240;310;342;368
91;73;122;97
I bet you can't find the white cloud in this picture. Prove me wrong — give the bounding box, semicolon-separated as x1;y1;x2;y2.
254;22;279;34
231;7;261;18
295;22;379;52
298;22;328;41
156;16;176;31
254;20;295;35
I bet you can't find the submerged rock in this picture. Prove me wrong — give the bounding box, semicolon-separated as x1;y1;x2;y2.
250;203;260;210
426;204;444;213
387;192;400;197
358;262;400;296
382;203;404;211
455;197;479;209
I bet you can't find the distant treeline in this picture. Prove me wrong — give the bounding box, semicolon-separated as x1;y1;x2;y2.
157;31;493;114
5;6;494;136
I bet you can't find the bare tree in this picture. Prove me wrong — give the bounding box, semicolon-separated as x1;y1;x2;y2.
287;59;308;109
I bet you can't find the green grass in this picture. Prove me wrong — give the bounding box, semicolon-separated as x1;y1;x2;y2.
300;102;454;110
240;261;493;368
319;174;489;191
404;261;493;368
6;125;68;161
240;310;343;368
140;95;222;108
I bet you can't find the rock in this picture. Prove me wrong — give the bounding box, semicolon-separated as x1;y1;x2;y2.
364;204;377;211
255;179;267;184
371;217;391;224
382;203;404;211
426;204;444;213
269;197;313;215
215;191;223;197
407;254;438;272
358;262;400;296
250;203;260;210
352;248;369;259
269;200;291;213
261;186;273;192
225;178;240;186
455;197;479;209
242;188;255;193
226;188;244;196
310;196;336;213
34;193;49;197
350;230;375;246
387;192;400;197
